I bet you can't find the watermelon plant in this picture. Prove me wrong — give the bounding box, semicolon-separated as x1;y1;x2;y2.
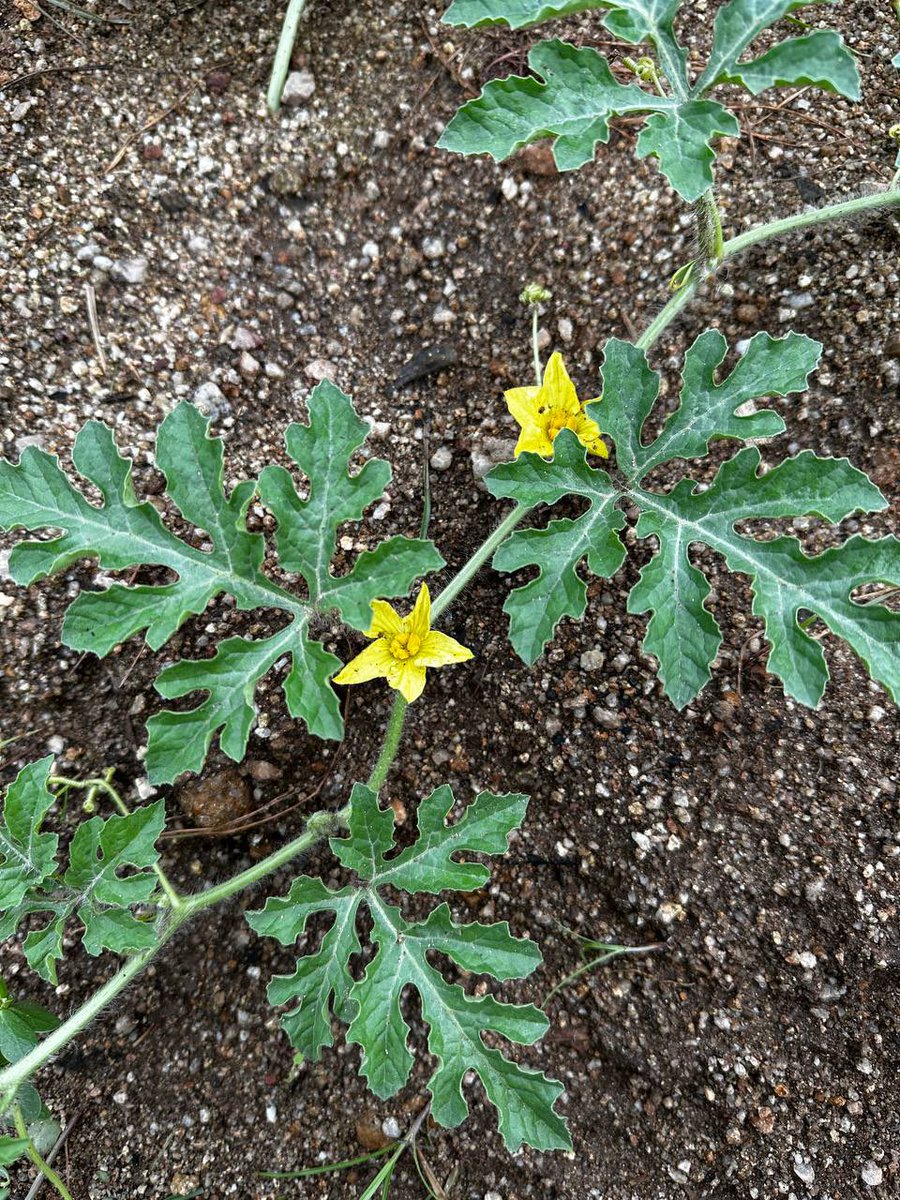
0;1;898;1195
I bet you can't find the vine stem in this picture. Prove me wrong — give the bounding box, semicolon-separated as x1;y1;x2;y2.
0;809;348;1100
266;0;310;114
13;1102;73;1200
366;695;408;793
639;188;900;350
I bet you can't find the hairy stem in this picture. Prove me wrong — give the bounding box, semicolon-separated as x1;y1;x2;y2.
531;305;542;386
366;695;408;793
639;188;900;349
12;1104;73;1200
695;188;724;271
266;0;310;114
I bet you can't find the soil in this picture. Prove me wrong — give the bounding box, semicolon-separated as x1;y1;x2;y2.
1;1;899;1198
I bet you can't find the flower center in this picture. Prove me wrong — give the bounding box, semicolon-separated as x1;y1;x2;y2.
543;408;574;441
389;632;423;661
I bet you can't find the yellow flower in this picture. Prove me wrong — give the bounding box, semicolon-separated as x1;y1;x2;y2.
333;584;473;703
505;351;608;460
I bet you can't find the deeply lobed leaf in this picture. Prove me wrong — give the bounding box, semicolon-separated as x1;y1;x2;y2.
0;759;166;981
440;0;858;198
0;383;443;783
486;332;900;709
247;782;569;1152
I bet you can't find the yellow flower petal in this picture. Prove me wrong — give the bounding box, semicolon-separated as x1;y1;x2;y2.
568;411;609;458
408;583;431;642
417;630;474;668
514;424;555;458
333;639;394;686
387;658;428;703
366;598;404;639
541;352;580;414
504;385;541;427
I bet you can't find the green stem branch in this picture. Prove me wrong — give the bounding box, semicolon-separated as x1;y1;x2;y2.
50;774;183;911
639;188;900;349
13;1102;74;1200
0;809;347;1100
366;695;408;793
266;0;310;114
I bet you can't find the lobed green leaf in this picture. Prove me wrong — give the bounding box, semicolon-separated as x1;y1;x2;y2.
440;0;858;198
0;383;443;783
248;782;569;1152
487;332;900;709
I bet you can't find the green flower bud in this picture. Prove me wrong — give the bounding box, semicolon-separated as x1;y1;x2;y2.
520;283;552;306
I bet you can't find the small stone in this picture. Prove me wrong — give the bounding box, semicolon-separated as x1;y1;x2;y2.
238;351;260;377
751;1106;775;1134
656;901;685;925
92;254;113;272
265;361;285;379
430;446;453;471
536;327;551;351
861;1162;884;1187
356;1112;390;1151
501;175;518;201
558;317;573;343
422;236;445;260
793;1159;814;1185
245;760;283;782
305;359;338;383
580;649;605;672
797;950;817;970
361;240;380;260
176;767;252;830
47;735;65;754
867;705;886;723
194;381;229;421
231;325;264;351
470;437;517;479
516;141;557;175
381;1117;401;1140
111;257;148;284
736;303;760;324
197;155;217;176
76;242;101;262
592;706;621;730
282;69;316;105
372;129;391;149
